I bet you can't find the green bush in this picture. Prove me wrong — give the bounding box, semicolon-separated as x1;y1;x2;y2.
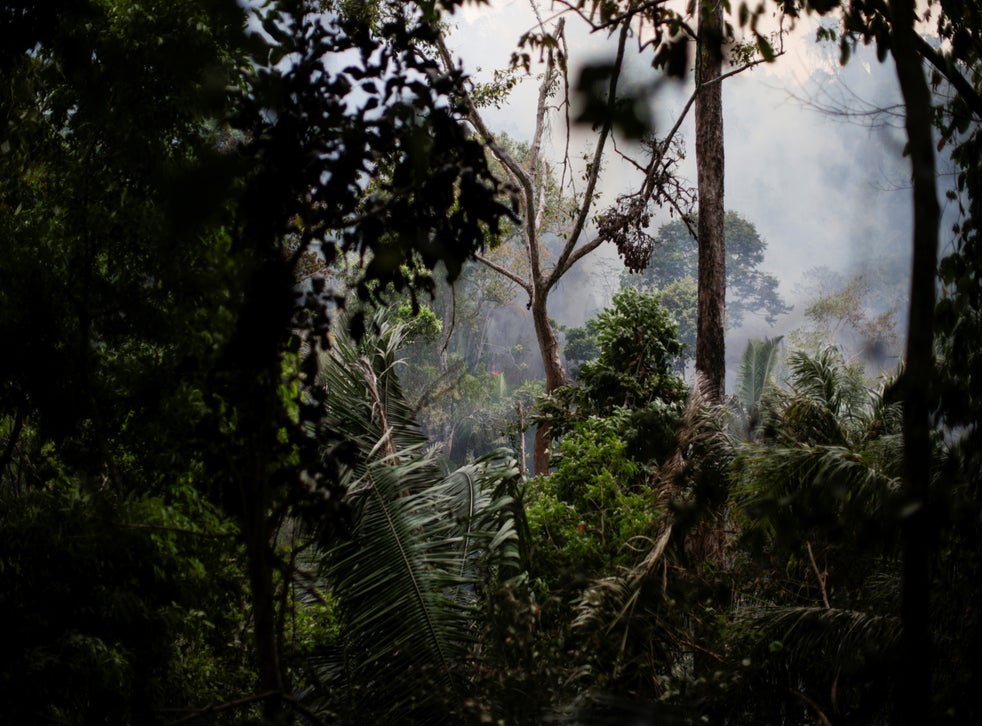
526;416;658;588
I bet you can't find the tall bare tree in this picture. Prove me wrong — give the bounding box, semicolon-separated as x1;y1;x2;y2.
438;1;774;470
437;17;631;474
694;0;726;402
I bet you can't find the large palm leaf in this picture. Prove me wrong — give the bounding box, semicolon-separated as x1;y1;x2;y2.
731;440;903;550
730;336;783;441
759;347;874;447
730;604;902;725
318;311;429;457
305;311;522;722
732;349;905;554
744;605;902;670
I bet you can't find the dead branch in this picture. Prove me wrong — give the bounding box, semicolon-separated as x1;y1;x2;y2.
548;17;631;286
641;53;780;205
474;252;532;294
806;540;832;609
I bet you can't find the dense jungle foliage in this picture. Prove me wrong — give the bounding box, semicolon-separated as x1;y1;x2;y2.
1;0;981;724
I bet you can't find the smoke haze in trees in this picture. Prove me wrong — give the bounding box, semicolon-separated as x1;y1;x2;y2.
445;4;945;379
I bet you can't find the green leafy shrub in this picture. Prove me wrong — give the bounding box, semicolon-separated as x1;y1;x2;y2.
526;415;658;589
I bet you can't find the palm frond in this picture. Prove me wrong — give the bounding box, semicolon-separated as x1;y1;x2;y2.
741;605;902;679
731;337;783;441
303;310;523;722
862;368;904;442
786;348;858;415
318;310;429;456
764;347;874;446
716;351;909;723
313;448;521;722
733;441;902;506
731;349;905;556
731;440;903;560
440;456;523;582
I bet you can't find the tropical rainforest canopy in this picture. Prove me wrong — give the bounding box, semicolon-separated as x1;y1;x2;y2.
1;0;981;724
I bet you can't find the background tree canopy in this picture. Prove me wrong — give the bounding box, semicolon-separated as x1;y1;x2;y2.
622;211;791;354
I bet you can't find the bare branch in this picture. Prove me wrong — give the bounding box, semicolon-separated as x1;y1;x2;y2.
527;19;565;284
614;147;647;176
440;282;457;356
642;53;778;203
475;253;533;296
559;28;573;193
667;191;698;239
806;540;832;609
437;22;568;291
548;17;632;288
434;35;535;214
552;0;674;34
561;235;605;275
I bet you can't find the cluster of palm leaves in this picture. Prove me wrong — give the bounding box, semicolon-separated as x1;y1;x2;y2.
728;336;783;442
286;323;973;724
298;312;523;722
723;346;910;724
563;344;915;723
732;346;904;560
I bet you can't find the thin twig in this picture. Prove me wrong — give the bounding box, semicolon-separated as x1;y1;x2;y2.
552;0;674;34
641;53;781;205
440;282;457;356
806;540;832;609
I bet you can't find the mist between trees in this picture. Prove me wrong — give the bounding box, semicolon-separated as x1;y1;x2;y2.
1;0;981;724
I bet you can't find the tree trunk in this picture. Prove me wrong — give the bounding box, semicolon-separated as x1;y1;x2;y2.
890;0;941;721
532;292;567;475
244;504;285;720
694;0;726;402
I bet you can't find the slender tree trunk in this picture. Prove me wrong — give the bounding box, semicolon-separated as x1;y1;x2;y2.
890;0;941;721
224;259;293;720
238;390;286;719
694;0;726;402
244;503;285;719
532;292;567;475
